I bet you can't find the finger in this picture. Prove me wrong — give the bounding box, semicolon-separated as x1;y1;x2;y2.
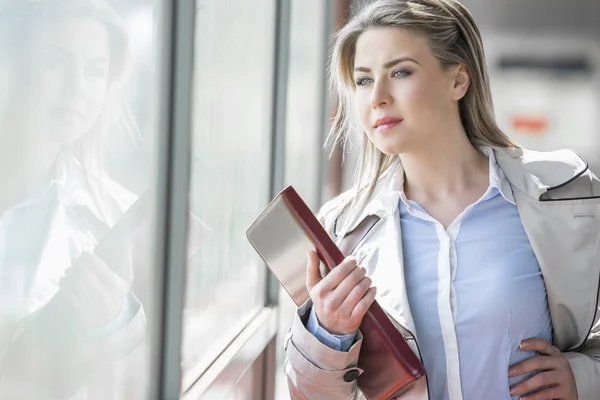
58;282;80;310
72;275;93;306
350;286;377;321
519;386;566;400
99;245;134;283
83;245;133;284
64;290;86;316
520;339;560;356
64;261;105;295
338;275;372;315
305;250;322;291
328;265;368;309
69;252;97;275
508;356;558;377
317;256;359;292
79;252;122;288
509;371;562;397
60;275;89;308
64;265;76;278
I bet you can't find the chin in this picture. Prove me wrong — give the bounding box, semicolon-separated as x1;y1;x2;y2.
47;122;90;144
42;112;95;143
372;138;409;156
367;127;414;156
377;146;401;156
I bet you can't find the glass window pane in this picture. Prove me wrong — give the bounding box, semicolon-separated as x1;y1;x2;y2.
0;0;166;398
274;1;328;399
182;0;276;381
284;0;328;211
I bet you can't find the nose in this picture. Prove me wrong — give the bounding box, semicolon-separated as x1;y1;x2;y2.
63;64;86;98
370;80;393;109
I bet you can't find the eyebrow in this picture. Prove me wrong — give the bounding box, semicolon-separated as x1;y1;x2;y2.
46;45;108;64
354;56;420;73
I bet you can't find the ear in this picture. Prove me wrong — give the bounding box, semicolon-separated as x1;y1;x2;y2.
451;64;470;101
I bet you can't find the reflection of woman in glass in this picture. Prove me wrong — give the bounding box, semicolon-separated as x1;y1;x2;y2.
0;1;145;398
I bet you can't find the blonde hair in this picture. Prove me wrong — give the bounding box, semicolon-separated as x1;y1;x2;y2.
322;0;518;234
0;0;137;176
0;0;138;223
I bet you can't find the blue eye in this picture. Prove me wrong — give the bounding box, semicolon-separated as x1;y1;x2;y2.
392;69;411;78
355;77;373;86
86;64;109;79
41;50;68;70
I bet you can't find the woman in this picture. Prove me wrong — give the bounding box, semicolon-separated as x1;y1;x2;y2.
0;1;146;399
284;0;600;399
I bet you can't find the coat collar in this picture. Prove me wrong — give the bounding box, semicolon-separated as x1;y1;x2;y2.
492;146;588;199
345;146;589;232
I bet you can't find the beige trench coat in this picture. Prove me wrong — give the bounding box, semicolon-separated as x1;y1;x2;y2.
284;147;600;400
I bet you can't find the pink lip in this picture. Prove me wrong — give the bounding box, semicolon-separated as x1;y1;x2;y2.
54;106;85;119
373;116;403;132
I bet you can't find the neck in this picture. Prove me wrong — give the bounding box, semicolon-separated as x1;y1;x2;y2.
400;123;489;203
0;144;61;213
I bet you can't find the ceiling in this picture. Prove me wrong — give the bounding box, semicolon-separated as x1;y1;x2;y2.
459;0;600;38
353;0;600;38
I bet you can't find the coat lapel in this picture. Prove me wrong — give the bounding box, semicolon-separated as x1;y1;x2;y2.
372;202;419;339
493;146;600;350
350;161;420;339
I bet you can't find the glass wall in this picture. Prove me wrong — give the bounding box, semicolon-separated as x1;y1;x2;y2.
284;0;329;211
0;0;166;398
182;0;277;391
0;0;343;398
275;1;330;399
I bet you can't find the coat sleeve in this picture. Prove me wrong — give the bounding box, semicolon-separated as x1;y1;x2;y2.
563;313;600;400
0;291;146;399
561;168;600;399
284;300;366;400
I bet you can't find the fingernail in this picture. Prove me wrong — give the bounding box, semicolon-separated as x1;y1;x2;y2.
519;342;529;350
507;368;516;377
510;385;519;395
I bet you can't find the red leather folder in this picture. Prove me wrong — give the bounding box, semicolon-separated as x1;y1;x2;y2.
246;186;426;400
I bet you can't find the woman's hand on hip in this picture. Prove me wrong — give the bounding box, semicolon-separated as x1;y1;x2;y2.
305;249;377;336
508;338;577;400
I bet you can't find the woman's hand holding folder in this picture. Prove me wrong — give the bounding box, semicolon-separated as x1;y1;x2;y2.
59;250;132;327
247;186;426;399
305;249;378;336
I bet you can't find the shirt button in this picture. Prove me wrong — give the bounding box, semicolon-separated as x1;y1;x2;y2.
343;369;360;382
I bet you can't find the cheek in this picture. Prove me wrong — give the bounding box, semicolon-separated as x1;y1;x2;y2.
397;81;434;115
36;69;108;115
401;77;451;121
85;82;108;120
35;69;65;108
353;91;372;131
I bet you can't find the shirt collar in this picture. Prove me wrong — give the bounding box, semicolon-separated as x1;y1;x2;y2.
481;146;516;205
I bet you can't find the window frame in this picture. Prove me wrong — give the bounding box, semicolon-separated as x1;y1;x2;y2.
151;0;197;398
175;0;288;398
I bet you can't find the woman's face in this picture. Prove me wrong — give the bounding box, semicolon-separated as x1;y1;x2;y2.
353;27;464;155
31;16;111;144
